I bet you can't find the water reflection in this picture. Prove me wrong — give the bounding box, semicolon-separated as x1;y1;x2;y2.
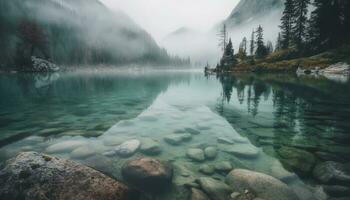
215;73;350;168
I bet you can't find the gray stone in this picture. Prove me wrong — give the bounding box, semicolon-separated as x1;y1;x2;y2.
199;164;215;175
204;147;217;159
313;161;350;185
223;144;259;158
187;148;205;162
140;138;161;155
214;161;233;173
0;152;129;200
197;177;232;200
278;146;316;175
226;169;299;200
122;158;173;193
217;137;234;144
115;139;140;157
191;188;210;200
46;140;88;153
185;128;201;135
164;134;192;145
70;146;96;159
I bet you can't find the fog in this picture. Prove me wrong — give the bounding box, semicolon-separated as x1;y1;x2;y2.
102;0;283;66
101;0;239;41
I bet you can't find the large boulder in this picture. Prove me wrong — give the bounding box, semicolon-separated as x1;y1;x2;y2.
0;152;130;200
122;158;173;193
197;177;232;200
226;169;299;200
313;161;350;185
277;146;316;175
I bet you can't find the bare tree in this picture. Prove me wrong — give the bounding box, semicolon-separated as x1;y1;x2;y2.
218;24;228;52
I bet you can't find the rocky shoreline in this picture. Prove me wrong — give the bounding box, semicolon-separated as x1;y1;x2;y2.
1;151;349;200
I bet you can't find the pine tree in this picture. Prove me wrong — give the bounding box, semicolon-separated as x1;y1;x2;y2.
238;37;248;60
218;24;228;52
250;29;255;56
275;32;283;51
266;41;274;54
255;25;268;58
292;0;310;50
308;0;343;50
220;38;238;71
280;0;295;49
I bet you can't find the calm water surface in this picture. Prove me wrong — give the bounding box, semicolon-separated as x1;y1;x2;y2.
0;70;349;199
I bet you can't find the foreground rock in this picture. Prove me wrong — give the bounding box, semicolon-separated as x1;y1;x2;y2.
313;161;350;185
197;177;232;200
187;148;205;162
226;169;299;200
0;152;129;200
115;139;140;157
278;146;316;175
140;138;162;155
122;158;173;193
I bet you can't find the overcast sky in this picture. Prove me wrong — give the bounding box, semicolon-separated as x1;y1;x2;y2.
101;0;239;42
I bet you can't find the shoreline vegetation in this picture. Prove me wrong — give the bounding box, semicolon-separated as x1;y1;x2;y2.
209;0;350;74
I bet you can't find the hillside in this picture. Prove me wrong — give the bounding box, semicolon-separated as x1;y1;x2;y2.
225;0;285;27
0;0;178;70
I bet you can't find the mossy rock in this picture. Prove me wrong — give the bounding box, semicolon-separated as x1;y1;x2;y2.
277;146;316;176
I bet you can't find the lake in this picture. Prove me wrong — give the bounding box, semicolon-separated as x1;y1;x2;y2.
0;70;349;199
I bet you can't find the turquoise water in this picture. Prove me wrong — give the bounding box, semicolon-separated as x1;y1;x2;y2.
0;70;349;199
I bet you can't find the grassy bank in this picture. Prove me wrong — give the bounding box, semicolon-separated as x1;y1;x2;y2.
232;45;350;73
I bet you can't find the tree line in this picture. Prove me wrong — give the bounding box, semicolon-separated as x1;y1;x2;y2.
217;0;350;72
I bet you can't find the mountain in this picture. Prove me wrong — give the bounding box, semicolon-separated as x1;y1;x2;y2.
0;0;181;70
225;0;285;28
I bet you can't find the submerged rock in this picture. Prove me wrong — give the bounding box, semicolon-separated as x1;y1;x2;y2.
191;188;210;200
0;152;129;200
197;177;232;200
217;137;234;144
140;138;161;155
122;158;173;193
226;169;299;200
185;128;201;135
46;140;88;154
313;161;350;185
70;146;96;159
278;146;316;175
222;144;259;158
204;146;217;159
199;164;215;175
214;161;233;173
164;134;192;145
187;148;205;162
115;139;140;157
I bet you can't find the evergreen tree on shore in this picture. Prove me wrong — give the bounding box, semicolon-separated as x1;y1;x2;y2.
292;0;310;50
250;29;255;56
280;0;295;49
275;32;282;51
255;25;268;58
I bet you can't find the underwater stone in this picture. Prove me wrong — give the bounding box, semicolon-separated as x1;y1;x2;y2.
313;161;350;185
217;137;234;144
164;134;192;145
140;138;162;155
214;161;233;173
122;158;173;193
199;164;215;175
46;140;88;154
222;144;259;158
70;146;96;159
187;148;205;162
191;188;210;200
185;128;201;135
277;146;316;175
0;152;130;200
226;169;299;200
197;177;232;200
115;139;140;157
204;147;217;159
